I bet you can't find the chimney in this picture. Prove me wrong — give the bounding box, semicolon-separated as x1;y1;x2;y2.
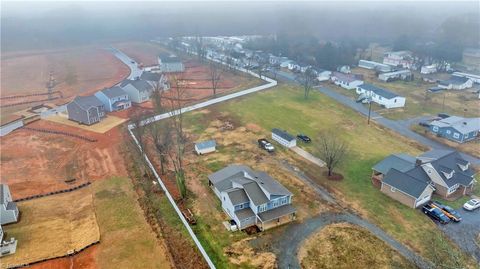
463;122;467;125
415;159;423;166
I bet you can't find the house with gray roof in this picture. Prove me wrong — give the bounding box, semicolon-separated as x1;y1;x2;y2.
67;95;105;125
356;83;406;109
372;150;476;208
158;53;185;73
429;116;480;143
208;165;296;231
331;71;364;90
0;225;17;257
438;75;473;90
140;71;170;90
94;86;131;112
0;184;19;225
120;79;154;103
271;128;296;148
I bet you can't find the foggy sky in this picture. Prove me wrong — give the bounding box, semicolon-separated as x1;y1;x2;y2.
1;1;479;51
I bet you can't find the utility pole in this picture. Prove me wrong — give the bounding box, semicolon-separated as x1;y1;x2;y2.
46;71;56;100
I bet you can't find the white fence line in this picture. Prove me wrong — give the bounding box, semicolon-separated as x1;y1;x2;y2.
127;49;278;269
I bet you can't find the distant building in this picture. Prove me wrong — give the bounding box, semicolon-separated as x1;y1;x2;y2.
356;83;406;109
378;69;413;82
0;116;24;137
208;164;296;231
383;51;414;69
271;128;296;148
462;48;480;70
140;71;170;90
158;53;185;73
120;79;154;103
67;95;106;125
429;116;480;143
438;75;473;90
195;140;216;155
0;184;19;225
331;71;364;90
420;64;437;74
315;69;332;82
0;225;17;257
452;72;480;84
94;86;131;112
337;65;351;74
358;60;393;72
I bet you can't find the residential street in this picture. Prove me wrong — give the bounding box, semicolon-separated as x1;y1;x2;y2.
107;47;143;80
273;70;480;165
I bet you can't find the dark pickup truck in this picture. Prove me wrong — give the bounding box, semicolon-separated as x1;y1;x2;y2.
431;201;462;222
422;203;450;224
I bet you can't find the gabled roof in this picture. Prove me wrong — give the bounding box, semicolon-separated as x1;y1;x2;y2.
439;75;471;86
0;184;11;205
372;153;416;174
71;95;103;111
226;188;249;205
358;83;400;99
272;128;295;142
243;182;269;205
195;140;216;150
332;71;363;83
158;53;182;63
140;71;163;82
257;204;296;222
120;79;153;93
383;168;433;198
98;86;127;99
430;116;480;134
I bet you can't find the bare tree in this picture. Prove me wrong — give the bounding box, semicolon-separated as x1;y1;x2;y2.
209;62;223;96
315;132;348;177
194;35;205;61
297;67;317;99
166;76;188;199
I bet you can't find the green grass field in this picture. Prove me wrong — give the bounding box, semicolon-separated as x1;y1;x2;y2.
183;84;476;267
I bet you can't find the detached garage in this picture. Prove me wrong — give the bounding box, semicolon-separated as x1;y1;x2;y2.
195;140;216;155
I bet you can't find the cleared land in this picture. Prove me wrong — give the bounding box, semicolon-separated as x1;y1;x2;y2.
349;67;480;120
0;119;127;199
180;84;476;268
1;186;100;268
298;223;413;269
92;176;173;269
1;46;129;121
45;113;127;134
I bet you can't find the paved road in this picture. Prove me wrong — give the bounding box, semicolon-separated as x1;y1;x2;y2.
437;207;480;262
272;160;431;269
273;70;480;165
107;47;143;80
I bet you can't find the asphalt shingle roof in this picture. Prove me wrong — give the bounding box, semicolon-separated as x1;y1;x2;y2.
120;79;153;93
140;72;163;82
72;95;103;111
430;116;480;134
383;168;432;198
439;75;470;86
99;86;127;99
226;188;250;205
257;204;296;222
372;153;416;174
358;83;399;99
272;128;295;142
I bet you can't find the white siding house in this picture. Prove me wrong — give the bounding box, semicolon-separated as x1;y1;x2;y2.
271;128;296;148
357;84;406;109
438;75;474;90
331;72;364;90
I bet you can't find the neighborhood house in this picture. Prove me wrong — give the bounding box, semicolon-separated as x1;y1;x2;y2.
372;150;476;208
331;71;364;90
0;184;19;225
0;225;17;257
140;71;170;90
378;69;413;82
420;64;437;74
356;83;406;109
94;86;131;112
120;79;154;103
383;51;414;69
208;165;296;231
358;60;393;72
67;95;106;125
438;75;473;90
271;128;296;148
429;116;480;143
158;53;185;73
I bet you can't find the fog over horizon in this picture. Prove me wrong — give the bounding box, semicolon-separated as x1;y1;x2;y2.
1;1;479;51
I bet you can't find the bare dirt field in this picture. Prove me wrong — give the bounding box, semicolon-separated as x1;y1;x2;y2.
298;223;413;269
1;46;129;120
114;41;171;66
0;119;127;199
1;186;100;268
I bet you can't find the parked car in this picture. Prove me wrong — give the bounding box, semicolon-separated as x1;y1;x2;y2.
297;134;311;143
431;201;462;222
463;199;480;211
258;138;275;152
422;204;450;224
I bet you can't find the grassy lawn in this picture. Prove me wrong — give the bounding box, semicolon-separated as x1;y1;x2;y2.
206;84;475;267
93;176;172;269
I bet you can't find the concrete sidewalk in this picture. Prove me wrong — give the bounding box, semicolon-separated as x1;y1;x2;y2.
291;146;325;167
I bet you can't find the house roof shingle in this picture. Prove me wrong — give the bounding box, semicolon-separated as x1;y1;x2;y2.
439;75;470;86
430;116;480;134
120;79;153;93
372;153;416;174
272;128;295;142
359;83;399;99
72;95;103;111
257;204;296;222
99;86;127;99
383;168;432;198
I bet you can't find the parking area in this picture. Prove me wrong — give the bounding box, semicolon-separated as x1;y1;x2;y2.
436;207;480;261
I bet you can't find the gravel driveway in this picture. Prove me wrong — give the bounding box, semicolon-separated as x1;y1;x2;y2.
437;207;480;262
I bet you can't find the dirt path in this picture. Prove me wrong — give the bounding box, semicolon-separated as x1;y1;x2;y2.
266;160;431;269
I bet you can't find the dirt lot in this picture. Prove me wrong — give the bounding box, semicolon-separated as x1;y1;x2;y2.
45;113;127;134
1;186;100;268
0;46;129;120
114;41;171;66
298;223;413;269
0;119;127;199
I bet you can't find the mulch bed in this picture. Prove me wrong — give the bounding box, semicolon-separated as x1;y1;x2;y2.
324;171;344;181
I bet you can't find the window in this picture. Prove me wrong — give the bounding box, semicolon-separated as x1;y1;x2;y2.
239;204;243;209
394;99;397;103
446;130;451;134
447;184;459;194
453;133;460;139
